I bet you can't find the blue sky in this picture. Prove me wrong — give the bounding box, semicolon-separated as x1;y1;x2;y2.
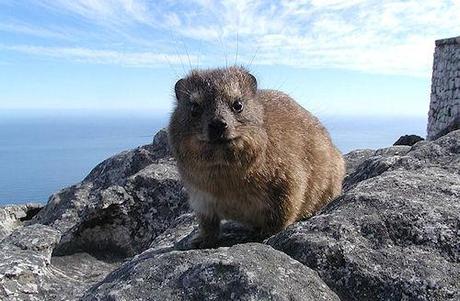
0;0;459;117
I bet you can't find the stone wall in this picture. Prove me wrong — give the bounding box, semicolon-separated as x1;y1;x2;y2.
427;36;460;140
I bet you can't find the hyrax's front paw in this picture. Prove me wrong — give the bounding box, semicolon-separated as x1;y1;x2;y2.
190;233;218;249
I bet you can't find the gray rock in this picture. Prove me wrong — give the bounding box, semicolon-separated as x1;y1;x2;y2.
345;130;460;190
268;130;460;301
2;224;60;260
148;213;197;253
343;149;375;175
151;128;170;157
82;243;340;301
0;240;116;301
3;128;460;301
0;224;60;300
0;245;55;300
49;253;119;300
33;130;188;258
373;145;411;157
0;130;188;300
343;145;410;191
1;225;114;301
0;204;42;240
393;134;424;146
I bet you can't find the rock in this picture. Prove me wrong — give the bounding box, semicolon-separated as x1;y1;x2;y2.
343;145;410;191
2;224;60;260
0;129;189;300
49;253;119;300
148;213;266;254
0;224;60;300
151;128;170;157
0;225;114;300
345;130;460;190
0;129;179;301
3;128;460;301
0;204;42;240
268;130;460;301
343;149;375;175
33;130;188;258
0;224;116;301
373;145;411;157
393;134;424;146
82;243;340;301
148;213;197;253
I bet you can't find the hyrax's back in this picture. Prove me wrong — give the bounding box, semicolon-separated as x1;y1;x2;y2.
259;89;345;221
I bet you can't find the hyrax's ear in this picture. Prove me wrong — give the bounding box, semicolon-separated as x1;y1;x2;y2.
248;73;257;93
174;78;186;101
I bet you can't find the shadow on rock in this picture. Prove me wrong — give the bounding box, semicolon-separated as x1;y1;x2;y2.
175;221;268;251
146;213;268;254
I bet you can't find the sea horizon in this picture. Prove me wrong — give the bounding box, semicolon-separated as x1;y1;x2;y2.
0;111;427;205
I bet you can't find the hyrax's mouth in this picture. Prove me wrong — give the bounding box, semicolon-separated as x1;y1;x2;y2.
197;135;240;146
193;135;244;166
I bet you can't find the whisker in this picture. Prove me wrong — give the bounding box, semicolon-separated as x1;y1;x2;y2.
247;45;260;69
183;40;193;71
196;39;203;69
234;31;239;66
163;54;180;79
217;30;228;68
167;30;187;75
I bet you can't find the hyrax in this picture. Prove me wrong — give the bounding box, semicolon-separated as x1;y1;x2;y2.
168;66;345;248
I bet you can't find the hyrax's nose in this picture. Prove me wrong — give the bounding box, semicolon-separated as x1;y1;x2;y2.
208;118;228;140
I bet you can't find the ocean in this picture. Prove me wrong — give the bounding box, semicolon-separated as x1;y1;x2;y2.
0;112;426;205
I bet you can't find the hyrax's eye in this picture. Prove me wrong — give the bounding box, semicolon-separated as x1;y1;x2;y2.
189;102;202;117
232;99;244;113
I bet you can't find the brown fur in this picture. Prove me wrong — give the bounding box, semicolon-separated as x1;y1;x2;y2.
168;66;345;248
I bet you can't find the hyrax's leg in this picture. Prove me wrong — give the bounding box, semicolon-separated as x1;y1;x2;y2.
256;182;301;237
187;189;221;249
191;213;220;249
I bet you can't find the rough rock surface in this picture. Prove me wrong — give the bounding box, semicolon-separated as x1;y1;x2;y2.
393;134;425;146
0;224;60;300
0;204;42;240
269;130;460;301
343;145;410;191
33;130;188;257
343;149;374;176
1;130;187;300
82;243;340;301
2;224;60;259
2;128;460;300
0;220;117;301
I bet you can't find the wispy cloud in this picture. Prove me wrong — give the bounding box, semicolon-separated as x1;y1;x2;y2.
0;22;72;40
1;0;459;76
37;0;152;26
1;44;198;67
